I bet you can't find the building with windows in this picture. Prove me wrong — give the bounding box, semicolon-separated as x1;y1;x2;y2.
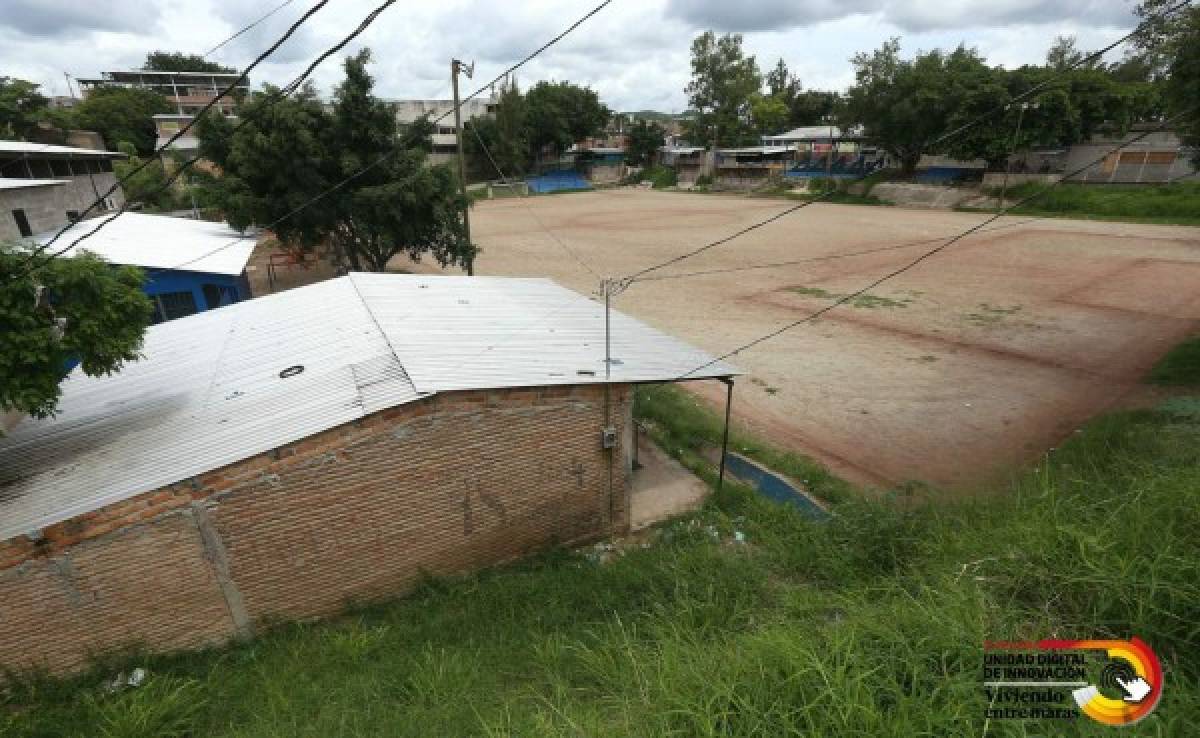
37;212;257;323
76;70;249;154
387;96;498;166
0;141;126;241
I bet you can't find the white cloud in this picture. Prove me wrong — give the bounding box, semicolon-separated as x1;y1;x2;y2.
0;0;1142;110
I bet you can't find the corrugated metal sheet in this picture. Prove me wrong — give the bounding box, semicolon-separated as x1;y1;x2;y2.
0;178;66;190
36;212;257;276
0;274;736;541
0;141;125;157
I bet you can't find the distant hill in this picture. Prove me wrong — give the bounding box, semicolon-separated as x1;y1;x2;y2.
618;110;693;122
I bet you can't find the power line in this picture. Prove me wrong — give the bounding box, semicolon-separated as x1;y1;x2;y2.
204;0;299;58
672;110;1195;381
15;0;333;274
465;120;601;279
617;0;1194;286
145;0;615;276
12;0;396;282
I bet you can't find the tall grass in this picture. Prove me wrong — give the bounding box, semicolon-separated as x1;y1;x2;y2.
1003;182;1200;224
3;386;1198;737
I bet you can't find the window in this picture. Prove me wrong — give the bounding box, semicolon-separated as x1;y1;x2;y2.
66;210;80;222
50;159;72;176
11;209;32;237
149;291;199;324
98;159;113;173
201;283;238;309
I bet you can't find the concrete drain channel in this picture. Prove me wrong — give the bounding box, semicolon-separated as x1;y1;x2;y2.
722;452;830;520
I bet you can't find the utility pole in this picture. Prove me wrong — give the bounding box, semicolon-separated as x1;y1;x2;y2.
1000;101;1038;208
824;114;835;179
452;58;475;275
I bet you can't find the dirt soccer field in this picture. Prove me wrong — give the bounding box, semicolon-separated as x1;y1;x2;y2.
403;189;1200;491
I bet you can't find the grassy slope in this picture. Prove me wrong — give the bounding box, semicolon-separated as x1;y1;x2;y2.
999;182;1200;226
4;383;1200;737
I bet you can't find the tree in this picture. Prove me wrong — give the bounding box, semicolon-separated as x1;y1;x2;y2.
0;244;151;420
144;51;236;74
524;81;609;157
196;49;470;273
465;77;529;177
844;40;1000;175
626;119;666;166
750;93;789;134
789;90;841;127
0;77;48;140
113;142;179;211
73;86;171;154
765;58;801;100
1161;7;1200;163
684;31;762;147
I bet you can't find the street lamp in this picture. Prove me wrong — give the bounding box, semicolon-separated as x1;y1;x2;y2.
1000;101;1039;208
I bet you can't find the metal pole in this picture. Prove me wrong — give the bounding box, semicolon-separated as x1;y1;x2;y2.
452;59;474;276
604;278;611;380
718;377;733;493
825;120;834;178
1000;103;1027;208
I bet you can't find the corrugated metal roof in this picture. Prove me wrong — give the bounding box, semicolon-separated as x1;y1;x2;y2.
0;178;66;190
0;141;125;158
0;274;737;541
36;212;257;276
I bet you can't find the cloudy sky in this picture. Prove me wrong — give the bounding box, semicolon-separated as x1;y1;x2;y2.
1;0;1143;111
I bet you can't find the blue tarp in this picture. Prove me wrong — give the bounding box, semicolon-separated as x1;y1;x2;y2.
526;170;591;193
723;453;829;520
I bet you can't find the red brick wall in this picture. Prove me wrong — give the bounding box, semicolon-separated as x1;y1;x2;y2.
0;383;632;674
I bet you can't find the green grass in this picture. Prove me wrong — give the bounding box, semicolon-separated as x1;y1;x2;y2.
4;385;1200;737
1148;334;1200;386
789;285;914;309
997;182;1200;225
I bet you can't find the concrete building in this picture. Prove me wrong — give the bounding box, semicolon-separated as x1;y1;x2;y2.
713;146;794;189
1061;126;1198;184
40;212;257;323
0;141;126;241
387;96;498;166
658;146;706;184
0;273;736;674
76;70;249;153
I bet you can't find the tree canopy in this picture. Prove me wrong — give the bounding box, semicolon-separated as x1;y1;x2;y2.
0;77;48;140
625;119;666;166
196;49;471;273
684;31;761;146
0;244;151;420
144;51;236;74
465;78;529;177
524;81;610;157
73;86;172;154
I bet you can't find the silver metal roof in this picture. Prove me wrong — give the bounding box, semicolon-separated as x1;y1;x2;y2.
36;212;256;276
0;274;737;541
0;178;66;190
0;141;125;158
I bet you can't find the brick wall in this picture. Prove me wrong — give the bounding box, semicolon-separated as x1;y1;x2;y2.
0;383;633;674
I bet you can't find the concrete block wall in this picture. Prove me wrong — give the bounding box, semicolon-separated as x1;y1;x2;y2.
0;383;633;674
0;174;125;242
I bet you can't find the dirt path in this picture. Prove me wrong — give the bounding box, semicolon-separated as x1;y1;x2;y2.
397;190;1200;492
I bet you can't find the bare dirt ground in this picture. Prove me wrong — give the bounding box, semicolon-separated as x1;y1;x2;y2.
398;189;1200;493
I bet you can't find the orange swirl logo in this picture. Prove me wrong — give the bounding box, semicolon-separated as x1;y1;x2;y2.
1047;638;1164;726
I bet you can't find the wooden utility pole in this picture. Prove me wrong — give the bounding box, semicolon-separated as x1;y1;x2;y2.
452;58;474;275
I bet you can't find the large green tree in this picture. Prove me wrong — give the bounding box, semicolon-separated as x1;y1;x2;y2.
465;77;529;177
684;31;762;147
626;119;666;166
0;77;49;140
0;244;151;420
114;142;179;211
1148;3;1200;164
524;81;609;157
144;51;236;74
197;49;470;273
73;86;171;154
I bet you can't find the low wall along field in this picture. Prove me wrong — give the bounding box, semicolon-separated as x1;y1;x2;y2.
0;384;633;674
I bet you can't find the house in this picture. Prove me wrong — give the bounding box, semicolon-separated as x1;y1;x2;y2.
761;126;884;179
0;141;126;241
0;273;737;673
76;70;249;154
1061;125;1199;184
658;146;706;184
574;146;626;184
713;146;794;189
37;212;256;322
387;96;498;167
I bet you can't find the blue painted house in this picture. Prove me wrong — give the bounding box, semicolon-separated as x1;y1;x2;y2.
41;212;257;323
